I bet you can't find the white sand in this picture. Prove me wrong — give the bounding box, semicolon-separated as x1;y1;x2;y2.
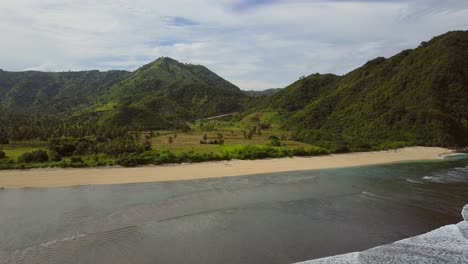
0;147;451;188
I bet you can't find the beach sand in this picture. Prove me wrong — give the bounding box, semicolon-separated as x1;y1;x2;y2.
0;147;451;188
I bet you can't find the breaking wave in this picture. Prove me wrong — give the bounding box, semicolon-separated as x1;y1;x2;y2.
422;165;468;183
298;204;468;264
405;179;424;184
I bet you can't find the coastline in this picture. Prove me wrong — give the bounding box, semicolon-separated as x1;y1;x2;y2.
0;147;452;188
297;204;468;264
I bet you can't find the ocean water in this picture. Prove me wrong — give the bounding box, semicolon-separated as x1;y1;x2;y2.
0;157;467;264
300;206;468;264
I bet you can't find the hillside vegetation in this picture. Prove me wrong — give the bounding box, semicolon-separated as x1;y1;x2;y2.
260;31;468;151
0;57;249;129
91;57;249;128
0;70;129;115
0;31;467;169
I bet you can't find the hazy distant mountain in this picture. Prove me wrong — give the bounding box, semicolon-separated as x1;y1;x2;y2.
243;88;282;97
260;31;468;150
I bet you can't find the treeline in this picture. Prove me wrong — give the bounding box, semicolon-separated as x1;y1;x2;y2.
0;141;329;169
116;145;329;167
291;129;415;153
0;135;154;169
48;136;152;157
0;115;131;143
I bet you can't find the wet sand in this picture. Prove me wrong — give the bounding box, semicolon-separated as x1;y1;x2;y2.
0;147;451;188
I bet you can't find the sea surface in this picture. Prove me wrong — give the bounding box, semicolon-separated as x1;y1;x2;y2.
1;156;468;264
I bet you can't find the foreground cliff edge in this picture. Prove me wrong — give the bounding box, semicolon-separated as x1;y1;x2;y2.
0;147;452;188
298;204;468;264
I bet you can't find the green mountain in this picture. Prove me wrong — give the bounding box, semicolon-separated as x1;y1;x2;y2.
0;70;130;114
1;31;467;150
90;57;248;128
261;31;468;150
262;74;341;111
0;57;249;129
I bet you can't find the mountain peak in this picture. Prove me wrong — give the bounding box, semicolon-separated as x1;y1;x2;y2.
154;56;179;64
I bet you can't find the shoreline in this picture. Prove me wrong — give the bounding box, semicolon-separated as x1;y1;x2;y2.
298;204;468;263
0;147;452;189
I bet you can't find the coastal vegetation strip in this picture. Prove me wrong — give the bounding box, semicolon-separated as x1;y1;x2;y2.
0;147;451;188
0;126;327;170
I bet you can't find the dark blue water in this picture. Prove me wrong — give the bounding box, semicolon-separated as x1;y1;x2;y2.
1;157;468;264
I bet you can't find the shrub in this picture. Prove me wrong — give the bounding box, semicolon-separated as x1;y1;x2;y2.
155;150;177;164
97;139;145;157
70;156;84;163
268;135;282;146
377;141;412;150
48;137;78;156
18;152;34;163
74;138;97;155
18;149;49;163
290;148;308;156
116;152;153;167
49;150;62;162
31;150;49;162
143;140;152;151
0;150;6;160
228;145;283;160
304;146;329;156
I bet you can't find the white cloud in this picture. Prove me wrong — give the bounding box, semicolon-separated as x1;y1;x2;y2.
0;0;468;89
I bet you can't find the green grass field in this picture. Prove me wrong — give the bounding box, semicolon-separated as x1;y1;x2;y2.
150;129;312;154
0;141;48;160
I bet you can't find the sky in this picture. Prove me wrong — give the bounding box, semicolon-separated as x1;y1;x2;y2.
1;0;468;90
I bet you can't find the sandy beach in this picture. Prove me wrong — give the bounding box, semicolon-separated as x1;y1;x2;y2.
0;147;451;188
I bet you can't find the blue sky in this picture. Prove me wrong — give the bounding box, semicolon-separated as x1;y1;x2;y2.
1;0;468;90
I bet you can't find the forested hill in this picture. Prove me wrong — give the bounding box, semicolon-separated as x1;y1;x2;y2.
1;31;467;150
260;31;468;150
0;70;130;115
0;57;249;129
90;57;249;128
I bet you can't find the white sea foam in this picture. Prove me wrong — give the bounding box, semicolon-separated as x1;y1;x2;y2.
296;204;468;264
463;205;468;221
405;179;423;184
1;233;89;264
299;252;360;264
422;165;468;183
442;153;468;159
360;191;391;201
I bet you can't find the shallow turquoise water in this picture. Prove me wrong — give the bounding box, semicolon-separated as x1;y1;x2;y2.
1;158;467;263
